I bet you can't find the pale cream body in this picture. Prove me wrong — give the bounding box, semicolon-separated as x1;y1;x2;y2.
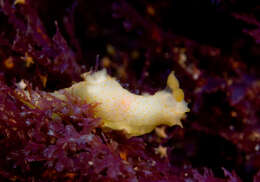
53;69;189;137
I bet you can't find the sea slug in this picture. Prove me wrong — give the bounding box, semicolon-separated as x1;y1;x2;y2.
52;69;189;137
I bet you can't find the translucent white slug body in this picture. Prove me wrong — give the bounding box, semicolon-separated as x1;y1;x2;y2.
53;69;189;137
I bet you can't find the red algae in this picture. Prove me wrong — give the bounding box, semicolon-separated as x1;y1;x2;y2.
0;0;259;181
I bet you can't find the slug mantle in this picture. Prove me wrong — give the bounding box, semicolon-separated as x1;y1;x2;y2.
52;69;189;137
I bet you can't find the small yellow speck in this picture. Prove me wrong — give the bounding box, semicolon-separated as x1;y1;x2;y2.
155;145;167;158
14;0;25;5
119;151;127;161
106;44;116;56
101;57;111;67
231;111;237;117
117;67;127;79
147;5;155;16
24;53;34;67
39;74;47;88
4;57;14;69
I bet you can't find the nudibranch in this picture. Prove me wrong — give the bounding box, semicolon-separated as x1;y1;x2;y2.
52;69;189;137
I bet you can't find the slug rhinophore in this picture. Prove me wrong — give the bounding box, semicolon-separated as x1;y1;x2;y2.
52;69;189;137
